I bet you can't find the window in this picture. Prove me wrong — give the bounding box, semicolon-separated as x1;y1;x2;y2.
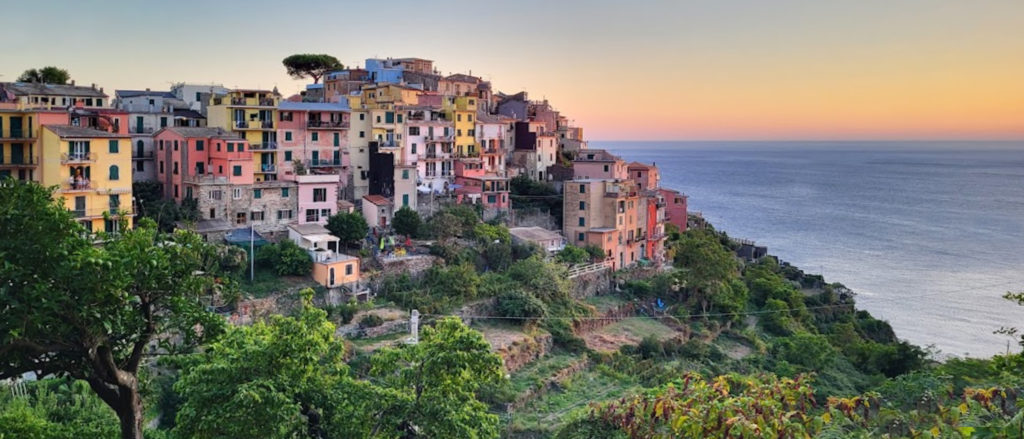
250;211;264;221
186;187;193;199
376;115;381;123
345;264;353;275
312;132;319;142
457;129;462;136
227;143;234;152
210;190;222;200
232;188;242;200
159;140;163;151
233;165;242;176
284;151;292;161
321;208;331;219
578;217;585;227
108;140;118;153
238;144;244;152
135;159;144;172
172;162;179;175
579;184;586;193
235;212;246;224
277;209;293;220
216;142;222;152
579;201;586;210
359;131;365;138
173;185;179;198
285;131;292;141
313;188;327;202
411;143;417;154
603;165;609;172
468;114;473;122
385;112;394;123
457;114;462;122
196;140;204;151
402;169;409;179
578;233;585;241
253;189;262;199
305;209;319;222
209;208;215;219
397;114;403;123
487;194;496;204
402;194;409;206
359;113;365;120
409;126;420;136
281;187;289;197
173;140;178;151
109;165;120;180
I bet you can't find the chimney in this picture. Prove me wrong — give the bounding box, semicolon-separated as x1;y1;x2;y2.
145;87;150;92
91;83;96;89
70;80;75;86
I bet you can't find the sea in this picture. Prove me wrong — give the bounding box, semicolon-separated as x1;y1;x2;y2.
596;141;1024;358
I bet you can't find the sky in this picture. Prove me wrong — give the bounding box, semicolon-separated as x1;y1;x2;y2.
5;0;1023;141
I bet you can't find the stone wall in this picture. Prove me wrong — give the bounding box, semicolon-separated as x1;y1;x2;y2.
189;179;299;240
505;356;589;413
570;269;612;299
497;332;553;374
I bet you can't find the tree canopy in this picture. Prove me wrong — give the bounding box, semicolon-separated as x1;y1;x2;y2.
392;206;422;238
17;66;71;84
0;180;232;439
282;54;343;84
326;211;368;247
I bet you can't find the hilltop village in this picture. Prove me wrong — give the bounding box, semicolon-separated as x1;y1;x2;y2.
6;58;1015;439
0;56;688;291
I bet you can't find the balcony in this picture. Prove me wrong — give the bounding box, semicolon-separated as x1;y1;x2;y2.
308;159;344;168
251;142;278;151
0;156;38;167
0;129;32;140
230;97;276;107
425;134;454;142
61;152;97;164
132;151;155;160
307;120;350;129
130;126;156;134
70;206;133;219
256;164;277;174
61;182;94;193
235;121;249;129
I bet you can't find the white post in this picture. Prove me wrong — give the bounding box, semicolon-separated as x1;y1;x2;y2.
250;225;255;282
409;309;420;344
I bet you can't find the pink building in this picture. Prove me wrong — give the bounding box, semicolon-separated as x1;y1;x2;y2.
155;127;251;201
277;101;350;184
658;188;688;232
453;159;510;210
572;149;627;180
296;174;340;224
628;162;660;191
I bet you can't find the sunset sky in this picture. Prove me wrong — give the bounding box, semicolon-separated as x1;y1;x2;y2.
5;0;1023;140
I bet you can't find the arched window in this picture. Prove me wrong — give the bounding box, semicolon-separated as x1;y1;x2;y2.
109;165;119;180
136;140;144;157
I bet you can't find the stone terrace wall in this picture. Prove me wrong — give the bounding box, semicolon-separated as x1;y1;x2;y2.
570;269;612;299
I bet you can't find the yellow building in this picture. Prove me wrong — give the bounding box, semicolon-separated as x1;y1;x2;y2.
40;125;133;233
445;96;478;157
0;109;44;182
207;89;280;181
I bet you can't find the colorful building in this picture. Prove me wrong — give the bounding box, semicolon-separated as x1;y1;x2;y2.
563;179;646;270
403;107;453;192
206;89;281;181
445;96;478;158
41;125;133;233
658;188;688;232
627;161;660;191
573;149;627;180
114;89;205;182
276;101;350;183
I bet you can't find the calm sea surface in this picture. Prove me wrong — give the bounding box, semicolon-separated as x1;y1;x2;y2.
596;141;1024;358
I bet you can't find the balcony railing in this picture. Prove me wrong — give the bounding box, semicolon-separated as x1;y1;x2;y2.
132;151;155;160
61;152;97;164
0;156;38;166
235;121;249;129
251;142;278;151
307;120;350;129
425;134;454;142
1;129;29;139
62;182;94;192
70;206;133;219
308;159;344;168
130;126;156;134
230;98;277;107
261;120;274;129
256;164;277;173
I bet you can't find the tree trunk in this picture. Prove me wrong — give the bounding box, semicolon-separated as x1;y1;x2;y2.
116;384;145;439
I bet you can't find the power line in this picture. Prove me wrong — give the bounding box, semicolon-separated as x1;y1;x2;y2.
419;278;1024;322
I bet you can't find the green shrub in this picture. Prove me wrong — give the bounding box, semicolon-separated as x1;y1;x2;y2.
255;240;312;276
556;245;589;264
358;314;384;328
495;290;547;321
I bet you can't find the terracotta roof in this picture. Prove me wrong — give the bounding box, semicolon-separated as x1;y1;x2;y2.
627;161;655;169
363;195;392;206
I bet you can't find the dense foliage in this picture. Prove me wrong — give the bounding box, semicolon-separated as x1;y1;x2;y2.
326;211;368;246
281;54;342;84
391;206;422;238
256;239;313;276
